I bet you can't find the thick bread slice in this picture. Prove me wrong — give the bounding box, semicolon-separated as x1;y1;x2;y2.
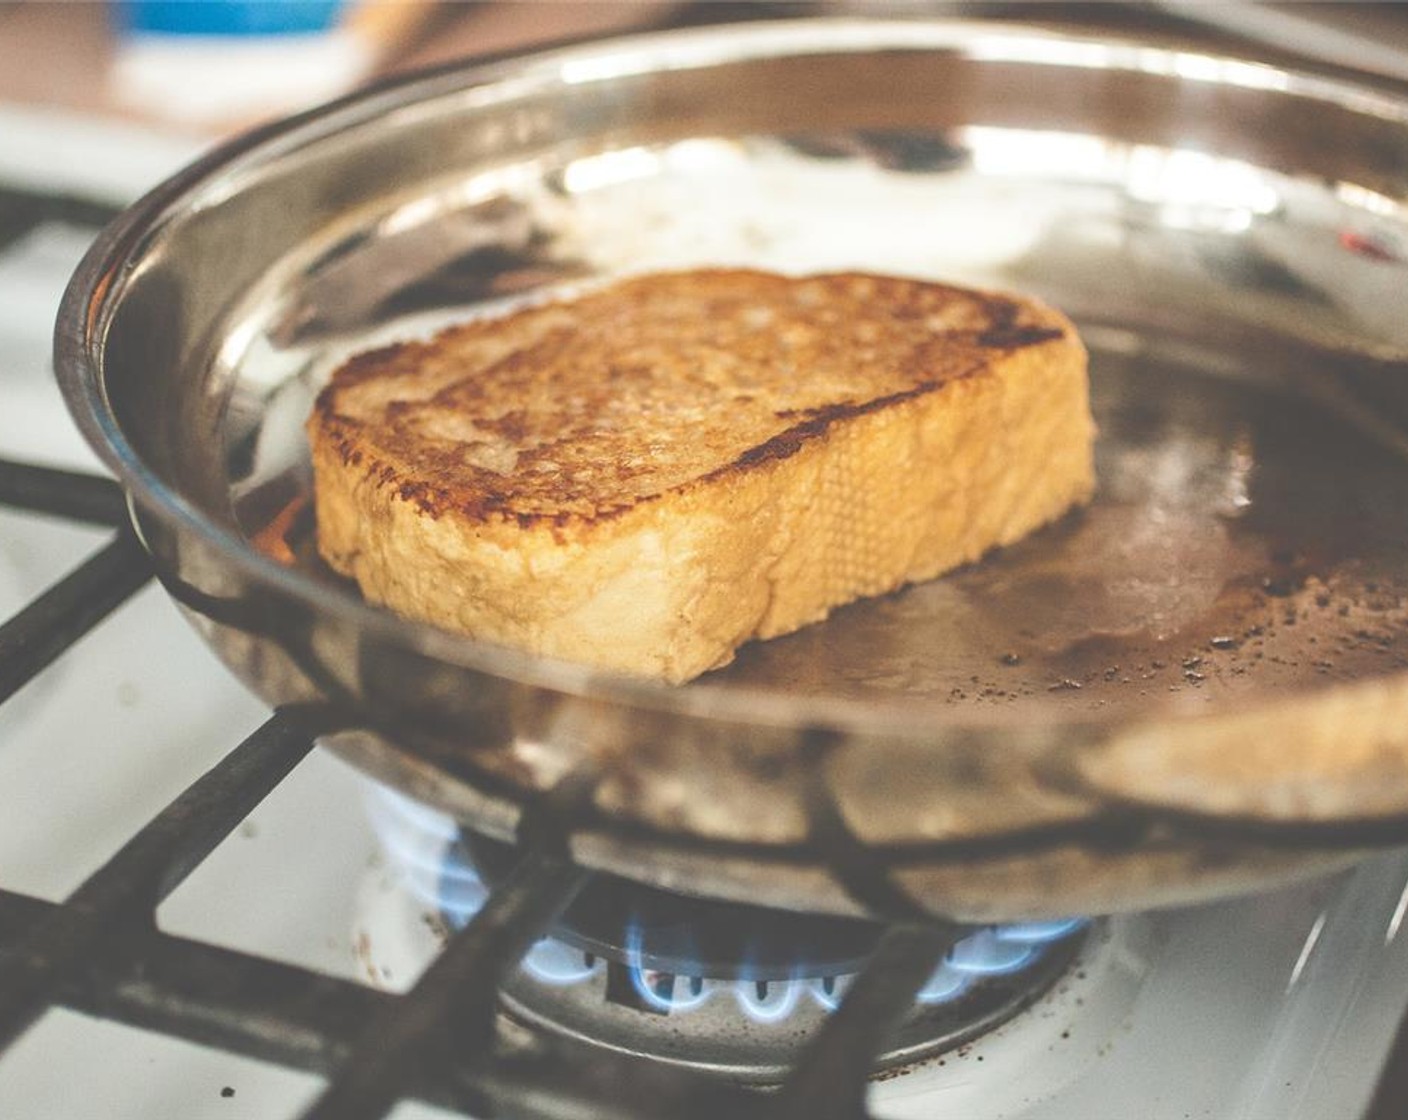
308;269;1095;682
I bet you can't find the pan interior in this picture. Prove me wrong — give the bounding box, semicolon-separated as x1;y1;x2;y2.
219;123;1408;726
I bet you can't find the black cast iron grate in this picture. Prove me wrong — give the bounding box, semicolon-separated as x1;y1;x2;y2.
1;182;1407;1120
0;449;964;1120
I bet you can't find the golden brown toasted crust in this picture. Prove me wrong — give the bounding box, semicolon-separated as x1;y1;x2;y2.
308;269;1095;681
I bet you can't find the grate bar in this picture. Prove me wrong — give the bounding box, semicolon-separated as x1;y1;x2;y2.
0;530;152;706
0;460;129;527
72;706;325;903
0;888;389;1080
298;849;589;1120
1367;1001;1408;1120
0;887;771;1120
0;708;319;1051
0;188;119;252
773;923;963;1120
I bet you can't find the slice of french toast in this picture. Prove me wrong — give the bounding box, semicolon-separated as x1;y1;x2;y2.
307;269;1095;682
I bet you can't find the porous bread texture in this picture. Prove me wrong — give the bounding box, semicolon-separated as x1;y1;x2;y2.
308;269;1095;682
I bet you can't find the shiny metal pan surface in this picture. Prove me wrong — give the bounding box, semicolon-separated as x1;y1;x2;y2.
57;19;1408;920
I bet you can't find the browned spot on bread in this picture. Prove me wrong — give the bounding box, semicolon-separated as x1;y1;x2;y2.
727;378;951;473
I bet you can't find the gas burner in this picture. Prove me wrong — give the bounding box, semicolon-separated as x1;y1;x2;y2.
461;829;884;982
361;785;1091;1084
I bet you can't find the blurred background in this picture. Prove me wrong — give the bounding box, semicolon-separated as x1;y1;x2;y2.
3;3;1408;143
0;2;683;136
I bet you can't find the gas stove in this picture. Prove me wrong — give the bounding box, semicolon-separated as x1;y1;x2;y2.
359;785;1092;1085
3;106;1408;1120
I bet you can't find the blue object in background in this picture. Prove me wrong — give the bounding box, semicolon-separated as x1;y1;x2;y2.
116;1;346;37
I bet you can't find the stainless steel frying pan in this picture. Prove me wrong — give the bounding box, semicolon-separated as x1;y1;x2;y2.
55;19;1408;922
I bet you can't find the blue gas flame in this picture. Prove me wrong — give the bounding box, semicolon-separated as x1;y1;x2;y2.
995;917;1087;943
947;929;1038;976
367;782;1086;1027
916;965;971;1005
808;975;850;1012
523;938;603;986
624;920;712;1013
736;975;804;1023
